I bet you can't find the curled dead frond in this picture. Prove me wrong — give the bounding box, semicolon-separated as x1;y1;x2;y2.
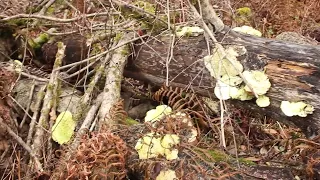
0;65;17;149
51;131;128;180
306;156;320;179
284;135;320;179
153;85;214;129
104;99;128;126
0;0;30;16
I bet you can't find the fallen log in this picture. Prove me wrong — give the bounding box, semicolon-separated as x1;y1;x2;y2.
124;30;320;137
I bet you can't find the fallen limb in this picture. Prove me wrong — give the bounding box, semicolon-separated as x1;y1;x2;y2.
32;42;65;169
125;31;320;137
98;32;134;128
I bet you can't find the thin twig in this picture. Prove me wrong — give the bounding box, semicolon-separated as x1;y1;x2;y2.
0;12;119;22
19;82;35;128
112;0;170;28
165;35;175;86
69;93;103;153
38;0;57;15
0;117;43;172
20;72;49;82
64;60;96;79
26;85;47;148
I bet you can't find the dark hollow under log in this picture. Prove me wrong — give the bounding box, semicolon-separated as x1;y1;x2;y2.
124;29;320;137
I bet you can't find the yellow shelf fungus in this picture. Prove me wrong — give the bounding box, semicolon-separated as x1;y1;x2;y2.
156;169;177;180
256;95;270;107
145;105;172;124
280;101;314;117
51;111;75;145
204;45;245;78
214;80;240;100
176;26;204;38
233;25;262;37
135;133;180;160
243;70;271;96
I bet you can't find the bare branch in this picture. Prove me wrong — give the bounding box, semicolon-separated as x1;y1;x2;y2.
0;117;43;172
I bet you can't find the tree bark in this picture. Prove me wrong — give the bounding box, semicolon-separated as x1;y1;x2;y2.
124;29;320;137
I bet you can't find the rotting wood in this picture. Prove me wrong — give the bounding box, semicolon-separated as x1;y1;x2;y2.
124;30;320;137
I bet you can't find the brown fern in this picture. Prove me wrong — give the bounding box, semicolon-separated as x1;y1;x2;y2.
153;85;213;129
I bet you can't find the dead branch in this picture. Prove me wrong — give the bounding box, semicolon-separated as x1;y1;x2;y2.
125;32;320;137
31;42;65;169
98;32;134;127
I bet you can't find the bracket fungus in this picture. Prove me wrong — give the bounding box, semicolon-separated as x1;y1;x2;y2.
51;111;75;145
280;101;314;117
176;26;204;38
233;25;262;37
135;132;180;160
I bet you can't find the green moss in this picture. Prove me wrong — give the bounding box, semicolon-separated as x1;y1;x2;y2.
193;147;255;166
55;81;61;105
90;43;102;56
235;7;253;25
236;7;252;17
6;19;30;26
42;108;50;115
37;91;45;98
133;1;156;15
120;4;166;34
237;158;256;166
36;33;49;44
114;33;123;42
26;6;40;13
73;104;87;122
140;21;166;34
120;45;130;56
206;149;231;162
28;39;38;49
180;92;187;98
30;33;50;49
92;65;106;90
194;147;230;162
39;117;49;128
189;0;198;6
125;117;140;125
56;41;64;49
47;7;55;15
47;83;54;91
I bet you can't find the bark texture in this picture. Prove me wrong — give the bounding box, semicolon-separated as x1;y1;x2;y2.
124;30;320;137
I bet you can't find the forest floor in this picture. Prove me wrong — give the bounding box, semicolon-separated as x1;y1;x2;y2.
225;0;320;39
0;0;319;179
